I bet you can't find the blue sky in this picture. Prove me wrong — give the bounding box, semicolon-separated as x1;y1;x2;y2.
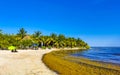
0;0;120;47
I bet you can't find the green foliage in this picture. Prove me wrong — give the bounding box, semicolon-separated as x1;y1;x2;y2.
0;28;90;50
41;46;46;49
85;45;90;49
48;46;52;49
17;28;27;39
20;40;33;49
33;31;41;38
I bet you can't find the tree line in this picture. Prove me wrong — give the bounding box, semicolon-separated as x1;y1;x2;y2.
0;28;90;50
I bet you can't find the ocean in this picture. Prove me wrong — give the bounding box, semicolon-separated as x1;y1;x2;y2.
71;47;120;64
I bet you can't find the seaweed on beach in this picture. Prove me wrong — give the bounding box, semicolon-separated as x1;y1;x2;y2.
42;50;120;75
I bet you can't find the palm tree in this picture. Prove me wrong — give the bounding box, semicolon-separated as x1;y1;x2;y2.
0;28;90;49
20;39;33;49
58;34;65;41
53;41;59;48
39;36;46;47
45;37;53;47
0;29;2;34
33;31;42;38
50;33;57;39
17;28;27;39
32;31;42;46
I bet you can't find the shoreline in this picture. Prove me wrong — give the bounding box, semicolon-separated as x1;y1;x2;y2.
1;48;119;75
66;55;120;71
72;55;120;67
0;48;82;75
42;49;120;75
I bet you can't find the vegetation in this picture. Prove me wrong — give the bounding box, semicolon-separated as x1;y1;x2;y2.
42;50;120;75
0;28;90;50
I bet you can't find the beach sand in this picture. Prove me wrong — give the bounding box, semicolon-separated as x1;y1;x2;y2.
0;49;57;75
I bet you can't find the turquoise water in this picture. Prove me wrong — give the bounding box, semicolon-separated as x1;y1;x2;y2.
71;47;120;64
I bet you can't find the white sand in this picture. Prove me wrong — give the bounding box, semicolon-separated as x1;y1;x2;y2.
0;49;57;75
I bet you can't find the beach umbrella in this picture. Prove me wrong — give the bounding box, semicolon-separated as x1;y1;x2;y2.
8;46;16;51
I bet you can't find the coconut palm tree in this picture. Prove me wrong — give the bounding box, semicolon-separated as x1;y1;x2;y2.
45;37;54;47
33;31;42;38
0;29;2;35
50;33;57;39
58;34;65;41
32;31;42;46
39;36;46;47
17;28;27;39
53;41;59;48
0;28;90;49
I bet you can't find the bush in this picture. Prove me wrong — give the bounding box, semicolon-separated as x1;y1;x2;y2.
85;45;90;49
48;46;52;49
41;46;46;49
20;40;33;49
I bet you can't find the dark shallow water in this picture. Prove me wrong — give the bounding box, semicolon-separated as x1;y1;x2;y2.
71;47;120;64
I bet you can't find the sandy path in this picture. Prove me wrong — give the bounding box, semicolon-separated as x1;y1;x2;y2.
0;50;57;75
